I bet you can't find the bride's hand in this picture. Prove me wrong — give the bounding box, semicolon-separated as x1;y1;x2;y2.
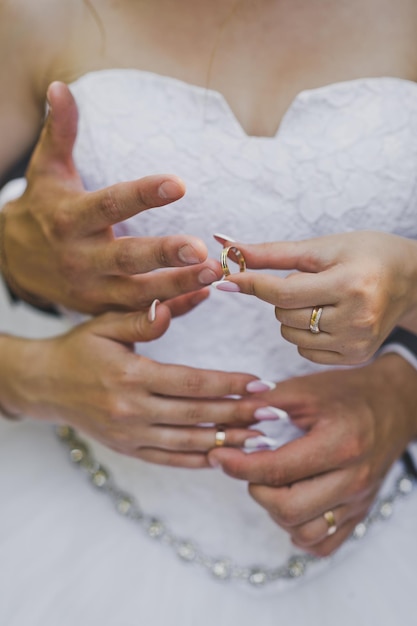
1;295;262;468
213;232;417;365
208;354;417;555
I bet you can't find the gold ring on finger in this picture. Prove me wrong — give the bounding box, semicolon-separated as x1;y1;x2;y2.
309;306;323;334
215;429;226;447
323;509;337;536
220;246;246;277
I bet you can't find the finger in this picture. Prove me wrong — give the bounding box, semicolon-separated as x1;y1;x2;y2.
291;510;370;557
133;448;210;469
248;470;348;527
146;425;260;453
281;325;335;350
208;431;340;485
297;348;351;365
75;174;186;235
144;361;258;400
94;235;210;275
93;261;221;312
215;269;340;310
217;239;334;273
90;302;171;344
288;496;375;549
275;305;337;332
29;82;79;179
141;394;261;427
249;467;374;528
165;288;210;318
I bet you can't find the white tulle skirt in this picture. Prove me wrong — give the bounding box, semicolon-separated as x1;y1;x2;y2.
1;414;417;626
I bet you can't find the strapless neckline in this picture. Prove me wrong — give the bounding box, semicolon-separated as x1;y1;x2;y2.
70;68;417;139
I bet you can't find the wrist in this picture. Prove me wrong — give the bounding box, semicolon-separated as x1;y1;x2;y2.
0;208;54;311
367;352;417;441
0;334;52;420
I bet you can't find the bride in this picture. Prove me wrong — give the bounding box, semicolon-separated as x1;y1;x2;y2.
1;1;417;624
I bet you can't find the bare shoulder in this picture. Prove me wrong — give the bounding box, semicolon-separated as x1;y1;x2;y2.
0;0;85;175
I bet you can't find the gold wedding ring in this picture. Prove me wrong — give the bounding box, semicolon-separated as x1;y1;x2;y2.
309;306;323;334
215;429;226;447
323;510;337;536
220;246;246;277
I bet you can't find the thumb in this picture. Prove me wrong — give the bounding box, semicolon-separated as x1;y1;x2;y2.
91;301;172;344
29;81;79;180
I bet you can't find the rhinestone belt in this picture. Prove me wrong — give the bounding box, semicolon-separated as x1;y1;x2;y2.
56;425;417;587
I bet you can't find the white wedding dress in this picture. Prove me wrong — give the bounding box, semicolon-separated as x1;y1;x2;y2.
1;70;417;626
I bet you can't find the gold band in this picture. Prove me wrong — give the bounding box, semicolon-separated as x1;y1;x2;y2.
220;246;246;277
215;429;226;447
309;306;323;334
323;510;337;536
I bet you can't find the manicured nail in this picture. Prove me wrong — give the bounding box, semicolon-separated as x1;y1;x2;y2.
243;435;281;452
246;380;276;393
178;244;201;265
148;299;160;322
198;268;219;285
213;232;237;244
254;406;289;421
158;180;181;199
212;280;241;292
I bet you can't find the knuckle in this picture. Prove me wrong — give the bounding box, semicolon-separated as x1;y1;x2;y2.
181;373;205;395
336;432;364;465
182;405;203;424
50;208;74;239
114;243;137;275
349;465;374;498
293;525;316;546
100;186;125;224
156;242;171;268
278;501;302;527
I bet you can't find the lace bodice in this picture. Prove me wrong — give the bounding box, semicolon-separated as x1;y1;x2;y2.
66;70;417;580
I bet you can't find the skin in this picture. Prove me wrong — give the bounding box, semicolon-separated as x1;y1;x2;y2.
209;353;417;555
1;0;417;551
213;233;417;365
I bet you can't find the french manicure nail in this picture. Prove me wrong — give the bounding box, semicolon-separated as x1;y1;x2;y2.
213;232;237;243
178;244;201;265
212;280;241;292
243;435;280;451
246;380;276;393
148;299;160;322
254;406;289;421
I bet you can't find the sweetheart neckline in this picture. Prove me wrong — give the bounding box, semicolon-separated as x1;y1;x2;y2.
70;68;417;140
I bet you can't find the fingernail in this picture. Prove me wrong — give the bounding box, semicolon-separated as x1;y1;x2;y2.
246;380;276;393
158;180;181;199
254;406;289;421
243;435;280;452
212;280;241;292
178;244;201;265
148;299;160;322
198;268;219;285
208;456;222;469
213;232;237;243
